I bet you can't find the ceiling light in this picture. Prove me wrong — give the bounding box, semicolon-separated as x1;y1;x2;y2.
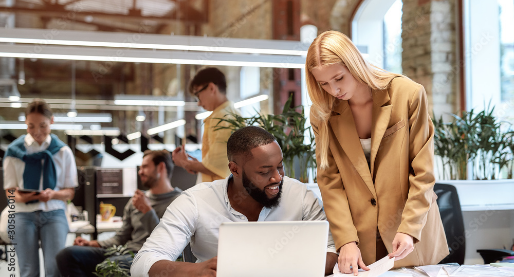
136;110;146;122
195;111;212;120
194;94;269;120
127;132;141;140
0;28;310;56
0;122;83;130
67;110;78;118
0;45;306;69
10;102;21;108
147;119;186;136
115;95;185;107
9;96;20;101
234;95;269;109
65;128;120;136
19;113;112;123
89;124;101;130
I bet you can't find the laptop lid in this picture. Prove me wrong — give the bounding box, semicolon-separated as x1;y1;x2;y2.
217;221;329;277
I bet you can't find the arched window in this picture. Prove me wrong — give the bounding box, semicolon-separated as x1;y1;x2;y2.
351;0;403;73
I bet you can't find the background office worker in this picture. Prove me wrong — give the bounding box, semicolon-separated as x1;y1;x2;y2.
131;127;337;277
3;99;77;277
172;66;239;182
306;31;449;274
56;150;182;277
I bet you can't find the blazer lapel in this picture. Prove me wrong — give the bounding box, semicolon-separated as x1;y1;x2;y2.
329;100;376;199
370;89;392;179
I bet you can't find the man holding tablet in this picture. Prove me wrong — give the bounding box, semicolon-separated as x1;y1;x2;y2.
131;126;337;277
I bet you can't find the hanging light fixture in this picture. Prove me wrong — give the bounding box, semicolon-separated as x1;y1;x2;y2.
0;79;21;101
67;61;77;117
18;58;25;85
136;109;146;122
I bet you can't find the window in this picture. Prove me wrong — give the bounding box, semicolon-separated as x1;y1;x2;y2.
464;0;514;121
239;66;260;118
352;0;402;71
383;0;403;74
499;0;514;104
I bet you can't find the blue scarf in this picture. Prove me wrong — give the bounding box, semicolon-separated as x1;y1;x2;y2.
4;134;66;191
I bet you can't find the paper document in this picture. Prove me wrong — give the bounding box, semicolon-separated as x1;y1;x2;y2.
333;256;396;277
415;265;447;277
449;265;514;276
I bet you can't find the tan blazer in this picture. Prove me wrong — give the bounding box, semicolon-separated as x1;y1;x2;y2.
311;77;449;267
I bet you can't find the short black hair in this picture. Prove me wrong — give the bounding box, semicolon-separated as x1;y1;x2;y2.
189;67;227;95
227;126;277;162
143;150;174;179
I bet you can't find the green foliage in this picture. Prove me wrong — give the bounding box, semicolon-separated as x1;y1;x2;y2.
433;104;514;180
214;96;316;182
94;245;134;277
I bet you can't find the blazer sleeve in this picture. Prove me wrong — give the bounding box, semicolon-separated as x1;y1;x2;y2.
311;119;359;251
397;85;436;243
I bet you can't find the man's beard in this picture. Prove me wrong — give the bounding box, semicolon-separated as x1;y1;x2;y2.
242;171;282;208
141;171;159;189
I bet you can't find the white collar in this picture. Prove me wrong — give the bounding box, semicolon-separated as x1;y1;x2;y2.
25;134;52;147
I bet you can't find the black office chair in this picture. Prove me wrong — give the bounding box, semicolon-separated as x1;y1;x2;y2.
183;243;197;263
434;183;466;265
476;248;514;264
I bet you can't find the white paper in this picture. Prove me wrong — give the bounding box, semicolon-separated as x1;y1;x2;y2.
450;265;514;276
415;265;446;277
333;256;396;277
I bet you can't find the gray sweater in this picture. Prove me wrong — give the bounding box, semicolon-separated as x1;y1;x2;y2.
98;188;182;252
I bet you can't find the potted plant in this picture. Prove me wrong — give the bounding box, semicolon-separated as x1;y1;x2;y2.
214;96;316;183
94;245;134;277
432;105;514;211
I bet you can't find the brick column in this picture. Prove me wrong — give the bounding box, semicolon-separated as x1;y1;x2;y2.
402;0;458;118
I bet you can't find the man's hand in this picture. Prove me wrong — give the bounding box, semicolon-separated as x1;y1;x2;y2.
388;233;414;261
73;237;101;247
172;146;188;168
38;188;55;202
172;147;197;174
338;242;369;276
74;236;90;246
132;190;152;214
149;257;217;277
192;257;217;277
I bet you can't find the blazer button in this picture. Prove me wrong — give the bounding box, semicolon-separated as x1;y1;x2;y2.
371;198;377;206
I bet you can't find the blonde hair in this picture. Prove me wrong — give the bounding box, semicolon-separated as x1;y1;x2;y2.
306;30;401;169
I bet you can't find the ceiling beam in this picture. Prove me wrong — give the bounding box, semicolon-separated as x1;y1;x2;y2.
0;6;206;24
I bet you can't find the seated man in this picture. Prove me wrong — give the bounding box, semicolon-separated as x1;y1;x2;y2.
131;126;338;277
56;150;182;277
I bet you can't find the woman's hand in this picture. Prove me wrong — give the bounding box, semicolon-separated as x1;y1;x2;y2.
13;189;39;203
38;188;55;202
338;242;369;276
388;233;414;261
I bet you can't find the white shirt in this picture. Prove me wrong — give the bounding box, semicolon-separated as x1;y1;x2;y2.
131;176;336;277
360;138;372;166
3;134;78;213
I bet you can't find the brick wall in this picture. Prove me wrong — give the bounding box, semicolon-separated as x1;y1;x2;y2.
402;0;457;118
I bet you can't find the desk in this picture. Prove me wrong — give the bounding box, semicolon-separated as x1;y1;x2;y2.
71;221;123;234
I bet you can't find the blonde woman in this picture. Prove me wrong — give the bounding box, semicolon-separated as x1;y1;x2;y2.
306;30;449;274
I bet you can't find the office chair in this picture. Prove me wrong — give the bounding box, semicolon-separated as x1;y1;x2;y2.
434;183;466;265
183;243;197;263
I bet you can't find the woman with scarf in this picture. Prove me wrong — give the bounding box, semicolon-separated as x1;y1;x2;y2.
3;99;77;277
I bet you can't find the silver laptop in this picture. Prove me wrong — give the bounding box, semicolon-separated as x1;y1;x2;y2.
217;221;329;277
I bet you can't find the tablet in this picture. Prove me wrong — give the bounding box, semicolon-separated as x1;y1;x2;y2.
18;189;41;195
